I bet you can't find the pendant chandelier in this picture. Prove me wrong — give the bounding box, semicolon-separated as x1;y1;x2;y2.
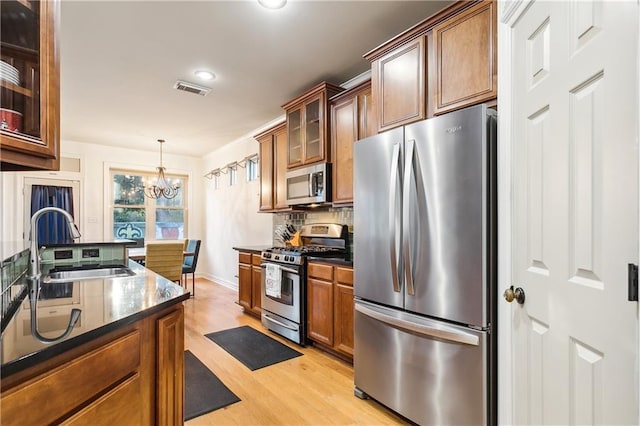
144;139;180;199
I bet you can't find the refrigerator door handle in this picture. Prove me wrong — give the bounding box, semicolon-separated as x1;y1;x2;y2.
355;302;480;346
389;142;402;293
402;139;416;296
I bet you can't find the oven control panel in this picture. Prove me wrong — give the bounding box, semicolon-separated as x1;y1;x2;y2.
261;251;303;265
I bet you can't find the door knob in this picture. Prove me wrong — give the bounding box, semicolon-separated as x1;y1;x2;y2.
503;285;525;305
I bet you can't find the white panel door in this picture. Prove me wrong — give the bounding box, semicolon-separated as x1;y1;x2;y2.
508;0;638;424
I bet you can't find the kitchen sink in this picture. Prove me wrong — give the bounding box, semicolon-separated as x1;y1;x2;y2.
43;265;135;283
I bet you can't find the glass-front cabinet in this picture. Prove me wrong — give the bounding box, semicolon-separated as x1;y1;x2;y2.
304;97;321;161
287;109;302;166
0;0;60;171
283;82;343;169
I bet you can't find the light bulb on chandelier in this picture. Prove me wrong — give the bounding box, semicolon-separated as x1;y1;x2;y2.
144;139;180;199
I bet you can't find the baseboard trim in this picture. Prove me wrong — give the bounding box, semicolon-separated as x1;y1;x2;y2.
198;273;238;291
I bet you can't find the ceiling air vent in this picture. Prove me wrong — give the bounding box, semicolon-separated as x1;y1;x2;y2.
173;80;211;96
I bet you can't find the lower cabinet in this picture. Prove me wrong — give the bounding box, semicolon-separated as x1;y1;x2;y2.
333;268;355;357
0;304;184;425
307;261;354;361
63;373;143;425
156;308;185;425
238;251;262;317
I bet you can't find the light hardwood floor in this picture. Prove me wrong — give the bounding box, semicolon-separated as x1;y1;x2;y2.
183;278;408;425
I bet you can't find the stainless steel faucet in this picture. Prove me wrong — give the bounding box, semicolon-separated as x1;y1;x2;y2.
28;207;81;281
27;207;82;344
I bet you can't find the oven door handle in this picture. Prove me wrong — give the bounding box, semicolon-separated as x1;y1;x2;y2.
263;314;298;331
260;264;299;275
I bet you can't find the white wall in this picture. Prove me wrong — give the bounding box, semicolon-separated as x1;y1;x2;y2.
201;133;273;289
1;138;205;259
2;127;275;290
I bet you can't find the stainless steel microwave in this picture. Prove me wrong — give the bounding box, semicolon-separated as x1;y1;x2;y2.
285;163;331;205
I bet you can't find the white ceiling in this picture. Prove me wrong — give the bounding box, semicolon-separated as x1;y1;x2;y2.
60;0;452;157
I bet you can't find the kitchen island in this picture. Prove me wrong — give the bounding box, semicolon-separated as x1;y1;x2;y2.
0;260;189;425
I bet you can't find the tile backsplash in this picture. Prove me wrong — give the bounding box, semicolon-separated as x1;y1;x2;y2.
273;207;354;254
1;249;29;329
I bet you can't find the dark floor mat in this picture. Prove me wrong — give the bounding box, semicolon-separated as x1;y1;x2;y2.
205;325;303;371
184;350;240;420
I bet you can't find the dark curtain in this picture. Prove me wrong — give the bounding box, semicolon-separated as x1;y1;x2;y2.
31;185;75;246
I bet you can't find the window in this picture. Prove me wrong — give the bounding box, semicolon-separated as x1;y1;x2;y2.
246;155;258;182
111;170;188;240
229;163;238;186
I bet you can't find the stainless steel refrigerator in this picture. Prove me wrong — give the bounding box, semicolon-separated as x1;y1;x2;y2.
353;104;497;425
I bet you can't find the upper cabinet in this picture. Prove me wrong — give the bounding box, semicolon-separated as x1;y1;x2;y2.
1;0;60;171
256;122;289;212
371;37;426;132
330;80;373;205
272;124;289;210
364;0;497;132
432;0;497;114
257;130;274;212
282;82;344;169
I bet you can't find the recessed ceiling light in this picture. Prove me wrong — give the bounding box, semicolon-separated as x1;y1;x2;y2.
194;70;216;81
258;0;287;10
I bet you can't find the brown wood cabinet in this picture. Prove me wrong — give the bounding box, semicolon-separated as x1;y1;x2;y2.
333;267;354;357
1;0;61;171
364;1;496;132
251;262;262;314
257;131;274;211
0;304;184;425
282;81;344;169
156;307;185;425
256;122;289;212
238;251;262;317
433;0;497;114
330;80;374;205
308;263;334;346
371;36;426;132
307;262;354;361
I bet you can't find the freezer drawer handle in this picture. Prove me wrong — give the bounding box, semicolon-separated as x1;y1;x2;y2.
355;303;479;346
263;314;298;331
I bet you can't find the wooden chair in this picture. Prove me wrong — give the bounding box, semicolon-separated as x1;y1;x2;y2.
145;242;184;283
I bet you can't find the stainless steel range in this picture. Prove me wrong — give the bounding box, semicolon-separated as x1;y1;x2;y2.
260;223;348;345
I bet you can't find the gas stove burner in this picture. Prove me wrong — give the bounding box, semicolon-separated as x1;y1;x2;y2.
262;224;349;265
262;246;347;265
266;245;344;255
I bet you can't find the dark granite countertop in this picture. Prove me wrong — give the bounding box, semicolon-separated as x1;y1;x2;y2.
0;260;189;379
232;245;271;253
